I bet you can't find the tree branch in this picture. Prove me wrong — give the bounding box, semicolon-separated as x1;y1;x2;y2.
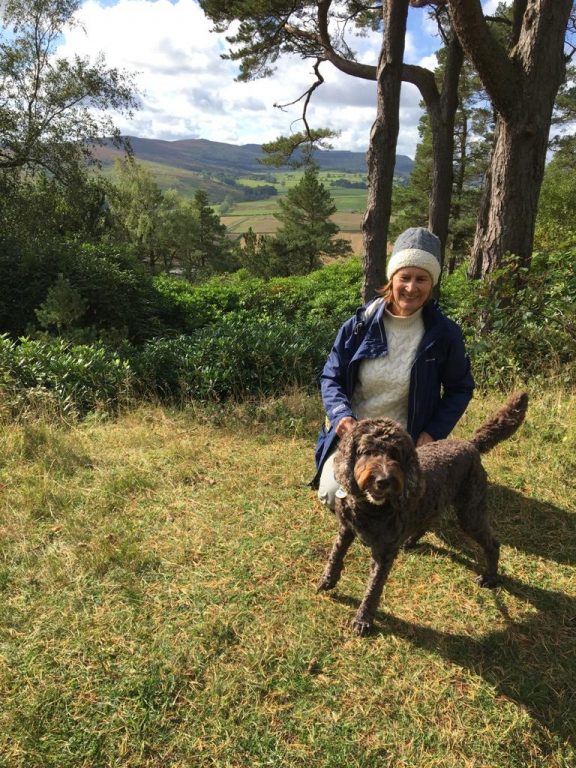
273;57;327;140
316;0;377;80
448;0;520;117
402;63;439;106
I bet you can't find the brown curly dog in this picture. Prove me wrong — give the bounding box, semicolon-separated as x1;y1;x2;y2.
317;391;528;635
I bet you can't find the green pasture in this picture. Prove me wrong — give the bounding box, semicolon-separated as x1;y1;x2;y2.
221;171;367;239
98;159;226;199
97;161;368;237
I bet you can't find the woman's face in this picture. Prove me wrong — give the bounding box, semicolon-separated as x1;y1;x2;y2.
389;267;433;316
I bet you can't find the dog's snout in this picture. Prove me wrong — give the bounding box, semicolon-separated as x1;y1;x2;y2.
354;455;405;499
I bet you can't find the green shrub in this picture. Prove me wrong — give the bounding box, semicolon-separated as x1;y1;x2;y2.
153;259;363;333
0;335;131;415
0;240;172;342
129;309;339;401
0;257;362;415
3;248;573;418
535;160;576;251
440;250;576;388
64;244;170;341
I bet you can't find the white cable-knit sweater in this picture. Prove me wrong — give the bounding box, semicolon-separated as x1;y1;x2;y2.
351;305;424;427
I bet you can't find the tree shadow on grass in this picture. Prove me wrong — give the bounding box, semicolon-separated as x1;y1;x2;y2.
372;574;576;748
318;490;575;746
326;567;575;747
485;485;576;567
431;485;576;567
399;489;575;745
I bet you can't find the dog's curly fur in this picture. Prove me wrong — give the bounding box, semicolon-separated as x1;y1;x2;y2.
317;392;529;636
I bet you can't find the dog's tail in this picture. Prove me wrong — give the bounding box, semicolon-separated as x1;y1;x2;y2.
470;391;528;454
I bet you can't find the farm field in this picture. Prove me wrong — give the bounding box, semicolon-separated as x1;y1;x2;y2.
222;171;367;252
221;210;365;254
98;159;369;251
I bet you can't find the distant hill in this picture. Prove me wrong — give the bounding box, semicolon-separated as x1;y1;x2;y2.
98;136;413;176
94;136;413;201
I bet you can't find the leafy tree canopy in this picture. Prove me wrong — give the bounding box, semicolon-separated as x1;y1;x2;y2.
0;0;138;183
200;0;383;85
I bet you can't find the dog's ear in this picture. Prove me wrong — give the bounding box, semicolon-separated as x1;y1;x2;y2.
401;437;424;502
334;428;359;494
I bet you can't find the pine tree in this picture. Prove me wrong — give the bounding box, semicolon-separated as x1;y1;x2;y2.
35;274;87;335
191;190;234;273
274;166;351;274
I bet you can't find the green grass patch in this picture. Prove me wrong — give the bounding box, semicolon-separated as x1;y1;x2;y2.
0;387;574;766
328;188;368;212
220;171;367;238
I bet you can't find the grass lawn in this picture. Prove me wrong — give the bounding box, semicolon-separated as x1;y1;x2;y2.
0;387;574;767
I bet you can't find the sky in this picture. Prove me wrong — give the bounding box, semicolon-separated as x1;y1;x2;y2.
55;0;499;158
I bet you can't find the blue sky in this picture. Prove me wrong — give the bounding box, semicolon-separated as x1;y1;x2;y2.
55;0;498;157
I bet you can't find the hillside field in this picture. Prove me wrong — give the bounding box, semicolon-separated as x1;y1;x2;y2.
220;171;367;250
96;161;367;250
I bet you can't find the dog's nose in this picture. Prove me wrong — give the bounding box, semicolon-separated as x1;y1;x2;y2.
374;477;391;490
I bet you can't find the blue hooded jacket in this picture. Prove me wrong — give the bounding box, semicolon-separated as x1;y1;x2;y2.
313;298;474;486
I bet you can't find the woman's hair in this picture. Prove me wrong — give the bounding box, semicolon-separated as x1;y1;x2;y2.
376;280;393;303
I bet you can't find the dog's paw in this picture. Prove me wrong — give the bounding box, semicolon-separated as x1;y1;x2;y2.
476;574;498;589
316;576;337;592
351;616;373;636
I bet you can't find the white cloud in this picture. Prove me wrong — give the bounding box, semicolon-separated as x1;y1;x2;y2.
57;0;437;156
418;53;439;72
482;0;501;14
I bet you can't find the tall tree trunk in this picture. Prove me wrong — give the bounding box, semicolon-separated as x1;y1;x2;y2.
402;26;463;287
449;97;468;273
362;0;409;301
449;0;573;277
469;110;549;277
427;34;463;276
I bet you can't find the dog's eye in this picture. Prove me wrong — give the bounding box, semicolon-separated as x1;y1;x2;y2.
387;448;400;461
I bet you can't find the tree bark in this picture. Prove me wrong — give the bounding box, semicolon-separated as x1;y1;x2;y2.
468;108;549;277
362;0;410;301
426;33;463;275
449;0;573;277
399;29;463;289
449;96;468;272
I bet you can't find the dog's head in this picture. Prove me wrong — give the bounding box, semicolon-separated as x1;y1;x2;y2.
334;419;424;507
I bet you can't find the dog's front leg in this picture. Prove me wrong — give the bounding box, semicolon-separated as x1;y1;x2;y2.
317;524;355;592
352;548;399;636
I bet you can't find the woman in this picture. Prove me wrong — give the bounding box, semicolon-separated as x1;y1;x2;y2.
314;226;475;509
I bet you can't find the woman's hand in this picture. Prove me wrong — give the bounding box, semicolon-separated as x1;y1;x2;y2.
416;431;434;447
336;416;357;438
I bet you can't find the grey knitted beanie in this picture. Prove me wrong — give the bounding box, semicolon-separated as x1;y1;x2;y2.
386;227;441;285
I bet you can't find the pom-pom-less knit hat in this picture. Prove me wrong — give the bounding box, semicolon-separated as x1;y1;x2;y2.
386;227;441;285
